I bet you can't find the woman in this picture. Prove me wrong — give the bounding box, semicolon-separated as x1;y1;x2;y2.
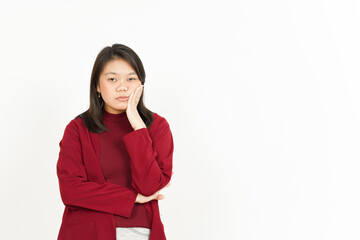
56;43;174;240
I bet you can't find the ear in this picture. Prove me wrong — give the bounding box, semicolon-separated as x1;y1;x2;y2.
97;85;100;92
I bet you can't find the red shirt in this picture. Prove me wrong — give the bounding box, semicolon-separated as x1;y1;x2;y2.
56;109;174;240
100;109;150;228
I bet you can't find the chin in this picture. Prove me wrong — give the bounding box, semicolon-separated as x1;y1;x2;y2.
113;106;126;110
113;104;127;110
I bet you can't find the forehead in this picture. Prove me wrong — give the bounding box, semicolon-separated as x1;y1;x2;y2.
101;58;136;75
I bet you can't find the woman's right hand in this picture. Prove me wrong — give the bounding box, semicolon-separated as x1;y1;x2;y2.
135;182;171;203
135;171;174;204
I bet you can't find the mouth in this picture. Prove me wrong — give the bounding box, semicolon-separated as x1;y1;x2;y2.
116;96;129;101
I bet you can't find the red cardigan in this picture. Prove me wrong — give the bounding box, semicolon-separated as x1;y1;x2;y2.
56;112;174;240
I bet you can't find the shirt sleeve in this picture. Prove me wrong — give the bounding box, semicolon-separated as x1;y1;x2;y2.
56;120;137;218
122;116;174;197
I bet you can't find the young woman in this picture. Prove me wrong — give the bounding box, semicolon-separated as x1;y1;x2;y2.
56;43;174;240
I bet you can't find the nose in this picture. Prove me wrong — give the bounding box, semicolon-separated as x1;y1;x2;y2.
116;79;128;91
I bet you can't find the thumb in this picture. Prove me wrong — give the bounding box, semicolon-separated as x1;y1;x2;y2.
157;194;165;200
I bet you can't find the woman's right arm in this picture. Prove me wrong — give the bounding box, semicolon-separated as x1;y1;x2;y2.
57;120;138;218
136;181;171;203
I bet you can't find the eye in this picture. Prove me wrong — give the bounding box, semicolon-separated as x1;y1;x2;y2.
129;78;136;81
108;78;116;82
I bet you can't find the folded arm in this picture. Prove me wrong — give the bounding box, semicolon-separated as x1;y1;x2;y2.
56;120;137;218
123;117;174;197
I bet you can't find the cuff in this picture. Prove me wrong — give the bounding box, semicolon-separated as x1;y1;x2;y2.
122;127;152;143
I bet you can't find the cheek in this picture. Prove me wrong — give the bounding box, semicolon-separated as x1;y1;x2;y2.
134;83;142;90
102;84;113;95
101;90;113;101
130;86;140;94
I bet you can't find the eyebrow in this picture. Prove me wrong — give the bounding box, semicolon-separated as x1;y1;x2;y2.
104;71;137;76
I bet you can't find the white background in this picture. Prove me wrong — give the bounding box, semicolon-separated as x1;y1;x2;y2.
0;0;359;239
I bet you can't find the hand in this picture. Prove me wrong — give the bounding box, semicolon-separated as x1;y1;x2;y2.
136;182;171;203
126;85;146;130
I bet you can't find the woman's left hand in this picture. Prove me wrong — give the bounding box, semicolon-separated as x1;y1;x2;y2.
126;85;146;130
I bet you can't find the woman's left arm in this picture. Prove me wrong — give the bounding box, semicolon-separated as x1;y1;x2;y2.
122;117;174;197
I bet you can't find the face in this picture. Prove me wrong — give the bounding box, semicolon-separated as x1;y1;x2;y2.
97;58;142;114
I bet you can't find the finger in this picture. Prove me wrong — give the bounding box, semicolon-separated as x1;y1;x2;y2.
157;194;165;200
135;85;143;104
128;91;135;108
154;189;162;195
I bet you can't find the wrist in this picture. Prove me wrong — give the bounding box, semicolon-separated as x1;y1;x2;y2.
134;125;146;131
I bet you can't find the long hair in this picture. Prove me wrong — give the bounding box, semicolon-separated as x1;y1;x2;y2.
76;43;154;133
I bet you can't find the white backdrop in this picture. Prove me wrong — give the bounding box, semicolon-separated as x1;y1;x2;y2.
0;0;359;239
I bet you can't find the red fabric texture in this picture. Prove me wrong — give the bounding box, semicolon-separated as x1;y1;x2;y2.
99;109;150;228
56;110;174;240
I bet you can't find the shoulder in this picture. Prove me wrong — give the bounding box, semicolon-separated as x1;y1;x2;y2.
150;112;171;134
63;112;88;135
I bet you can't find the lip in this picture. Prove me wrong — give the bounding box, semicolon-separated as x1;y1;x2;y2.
116;96;129;101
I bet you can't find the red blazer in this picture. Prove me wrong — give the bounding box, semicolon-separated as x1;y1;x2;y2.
56;112;174;240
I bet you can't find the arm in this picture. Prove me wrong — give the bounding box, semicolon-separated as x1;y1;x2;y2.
122;117;174;196
56;121;137;218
